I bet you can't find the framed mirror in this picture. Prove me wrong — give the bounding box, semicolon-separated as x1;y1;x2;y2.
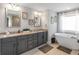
5;8;21;28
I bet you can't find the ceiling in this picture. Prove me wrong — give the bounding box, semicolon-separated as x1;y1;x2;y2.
1;3;79;12
16;3;79;12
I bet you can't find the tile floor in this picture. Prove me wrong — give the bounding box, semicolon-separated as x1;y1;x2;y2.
21;43;79;55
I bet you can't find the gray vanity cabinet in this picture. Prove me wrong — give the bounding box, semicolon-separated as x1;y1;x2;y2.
0;39;1;54
37;31;48;46
33;33;38;47
0;31;48;55
17;35;27;54
43;31;48;43
37;32;44;46
1;37;17;55
27;35;34;50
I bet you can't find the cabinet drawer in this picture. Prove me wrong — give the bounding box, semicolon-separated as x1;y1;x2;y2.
17;35;27;39
27;35;33;38
2;37;16;43
33;33;37;36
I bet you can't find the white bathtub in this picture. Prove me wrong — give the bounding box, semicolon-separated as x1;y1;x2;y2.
55;33;79;50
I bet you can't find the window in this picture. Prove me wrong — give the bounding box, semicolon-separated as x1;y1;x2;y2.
61;16;76;31
59;11;79;32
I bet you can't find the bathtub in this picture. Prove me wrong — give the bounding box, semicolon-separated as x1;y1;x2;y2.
55;33;79;50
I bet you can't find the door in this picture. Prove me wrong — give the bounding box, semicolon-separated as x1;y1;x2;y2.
17;35;27;54
43;31;48;43
33;33;38;47
27;35;34;50
37;32;44;46
1;37;16;55
0;39;1;54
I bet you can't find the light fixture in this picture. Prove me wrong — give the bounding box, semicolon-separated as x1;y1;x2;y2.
34;11;38;16
38;12;42;16
34;11;42;17
66;7;71;10
6;3;21;11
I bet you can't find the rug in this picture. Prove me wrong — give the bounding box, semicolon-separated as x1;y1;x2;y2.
38;44;53;53
57;46;72;54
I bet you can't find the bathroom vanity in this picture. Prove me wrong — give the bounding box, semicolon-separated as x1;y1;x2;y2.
0;29;48;55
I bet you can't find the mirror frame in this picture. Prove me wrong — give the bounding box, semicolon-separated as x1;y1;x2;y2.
5;8;21;28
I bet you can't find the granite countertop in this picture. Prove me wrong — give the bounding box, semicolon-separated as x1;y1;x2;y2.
0;29;48;39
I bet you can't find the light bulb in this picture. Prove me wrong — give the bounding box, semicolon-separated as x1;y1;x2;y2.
34;11;38;16
38;12;42;16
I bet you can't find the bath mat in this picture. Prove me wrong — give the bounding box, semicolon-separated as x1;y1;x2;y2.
38;44;53;53
57;46;72;54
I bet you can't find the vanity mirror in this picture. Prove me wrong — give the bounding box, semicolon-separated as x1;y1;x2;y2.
5;8;21;28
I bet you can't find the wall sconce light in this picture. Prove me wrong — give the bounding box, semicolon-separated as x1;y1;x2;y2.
34;11;42;17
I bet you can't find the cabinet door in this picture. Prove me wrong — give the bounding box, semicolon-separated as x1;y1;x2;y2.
37;32;43;46
27;35;34;50
1;37;16;55
0;39;1;55
17;36;27;54
43;31;48;43
33;33;38;47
